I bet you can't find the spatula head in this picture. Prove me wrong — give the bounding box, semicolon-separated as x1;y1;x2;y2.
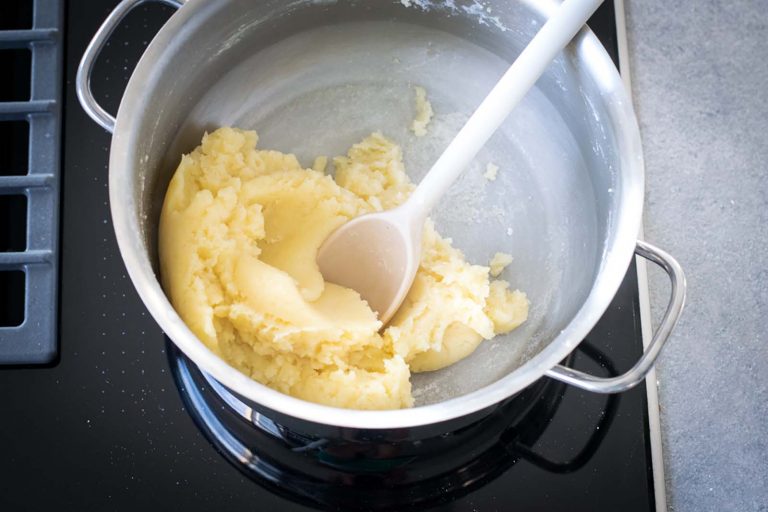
316;210;421;325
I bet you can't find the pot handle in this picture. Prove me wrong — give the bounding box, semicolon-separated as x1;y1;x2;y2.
545;240;686;393
76;0;185;133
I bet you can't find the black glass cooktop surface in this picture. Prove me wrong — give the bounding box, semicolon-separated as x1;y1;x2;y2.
0;1;655;511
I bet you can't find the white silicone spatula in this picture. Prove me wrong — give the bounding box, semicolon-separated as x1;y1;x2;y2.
318;0;603;324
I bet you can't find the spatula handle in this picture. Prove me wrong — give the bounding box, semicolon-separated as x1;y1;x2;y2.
407;0;604;218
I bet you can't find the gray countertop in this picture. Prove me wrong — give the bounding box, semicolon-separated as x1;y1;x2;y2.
625;1;768;510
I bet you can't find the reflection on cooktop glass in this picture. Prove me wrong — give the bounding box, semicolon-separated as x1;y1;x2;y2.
0;1;655;511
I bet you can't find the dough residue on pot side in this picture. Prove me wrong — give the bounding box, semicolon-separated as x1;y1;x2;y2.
483;162;499;181
159;127;528;410
411;85;434;136
489;251;513;277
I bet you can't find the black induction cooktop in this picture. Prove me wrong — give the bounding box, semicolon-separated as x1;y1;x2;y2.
0;1;657;511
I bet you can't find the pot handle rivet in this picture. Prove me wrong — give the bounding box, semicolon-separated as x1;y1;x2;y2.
76;0;185;133
544;240;686;394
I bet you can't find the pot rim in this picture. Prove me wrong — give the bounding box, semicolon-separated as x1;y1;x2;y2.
108;0;644;429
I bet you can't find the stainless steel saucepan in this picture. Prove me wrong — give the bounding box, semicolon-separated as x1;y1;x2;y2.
77;0;685;432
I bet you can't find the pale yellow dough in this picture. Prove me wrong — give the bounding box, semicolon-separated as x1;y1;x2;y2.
410;86;433;137
159;127;528;410
489;251;514;277
483;162;499;182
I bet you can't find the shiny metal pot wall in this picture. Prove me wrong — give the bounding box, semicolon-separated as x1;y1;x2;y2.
77;0;685;430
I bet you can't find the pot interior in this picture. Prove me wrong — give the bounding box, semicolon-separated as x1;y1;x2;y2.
122;0;625;406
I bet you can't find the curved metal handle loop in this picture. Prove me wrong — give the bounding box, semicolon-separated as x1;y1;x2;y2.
76;0;184;133
545;240;686;393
